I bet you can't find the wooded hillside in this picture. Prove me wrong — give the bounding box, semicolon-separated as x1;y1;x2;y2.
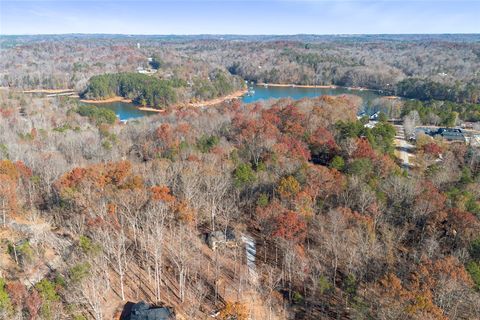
0;89;479;319
1;35;479;102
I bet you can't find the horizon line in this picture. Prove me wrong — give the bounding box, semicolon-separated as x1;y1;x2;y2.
2;32;480;36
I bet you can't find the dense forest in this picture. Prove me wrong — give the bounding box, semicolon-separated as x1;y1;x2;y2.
1;34;480;320
401;99;480;125
82;71;244;108
82;73;180;107
82;71;243;108
0;87;480;319
1;35;479;103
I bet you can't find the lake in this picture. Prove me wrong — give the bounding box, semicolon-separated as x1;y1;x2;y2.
243;85;381;108
89;101;155;121
93;85;383;121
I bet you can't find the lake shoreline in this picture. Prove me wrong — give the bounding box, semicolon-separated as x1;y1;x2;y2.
257;83;337;89
80;89;247;112
187;89;248;107
23;89;75;94
137;106;165;113
257;82;385;93
80;96;133;104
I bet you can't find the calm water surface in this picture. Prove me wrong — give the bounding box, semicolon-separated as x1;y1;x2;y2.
93;85;382;120
91;101;155;121
243;85;381;109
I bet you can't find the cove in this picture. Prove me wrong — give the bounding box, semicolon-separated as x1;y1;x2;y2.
92;85;383;121
89;101;156;121
242;85;382;110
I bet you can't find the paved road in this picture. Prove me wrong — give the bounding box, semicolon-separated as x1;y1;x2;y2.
394;125;415;169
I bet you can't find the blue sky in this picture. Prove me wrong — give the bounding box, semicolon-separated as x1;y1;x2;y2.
1;1;479;35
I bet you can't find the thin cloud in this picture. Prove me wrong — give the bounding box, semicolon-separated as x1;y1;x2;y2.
1;0;479;34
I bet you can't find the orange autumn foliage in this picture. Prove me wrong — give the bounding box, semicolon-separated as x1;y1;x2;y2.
308;127;338;152
106;161;132;185
414;181;446;216
219;301;248;320
376;255;473;320
0;174;18;215
155;123;179;151
55;161;134;193
353;137;377;160
272;210;307;242
375;154;398;177
273;135;311;162
277;175;301;199
151;185;175;203
175;200;196;226
0;159;20;180
304;164;345;201
294;191;314;218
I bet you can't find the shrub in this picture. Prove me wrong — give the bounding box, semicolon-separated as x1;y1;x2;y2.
196;135;220;153
256;193;269;207
35;279;59;319
466;261;480;291
470;237;480;262
329;155;345;171
292;291;304;304
102;140;112;150
0;278;12;314
277;176;301;198
8;240;34;266
35;279;59;303
344;273;357;296
53;124;72;133
234;163;256;187
347;158;373;177
78;236;101;256
318;275;332;295
76;105;117;125
219;301;248;320
69;262;91;283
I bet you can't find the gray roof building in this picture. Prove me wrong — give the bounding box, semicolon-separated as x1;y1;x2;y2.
126;302;175;320
434;128;466;142
206;229;237;251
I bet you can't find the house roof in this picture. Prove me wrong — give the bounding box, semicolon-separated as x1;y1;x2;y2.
128;302;174;320
208;229;236;242
437;132;466;141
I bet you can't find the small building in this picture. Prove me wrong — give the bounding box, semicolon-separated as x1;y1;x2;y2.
438;131;466;142
356;111;367;120
364;121;378;129
413;127;434;140
433;128;466;143
369;111;381;121
136;66;157;75
125;302;175;320
414;127;468;144
206;229;237;251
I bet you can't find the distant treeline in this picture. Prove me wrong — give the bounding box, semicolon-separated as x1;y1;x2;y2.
401;99;480;125
396;78;480;104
